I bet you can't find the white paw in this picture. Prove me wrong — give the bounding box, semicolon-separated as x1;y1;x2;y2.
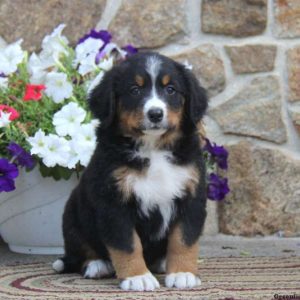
84;259;114;279
120;272;160;291
165;272;201;289
52;259;64;273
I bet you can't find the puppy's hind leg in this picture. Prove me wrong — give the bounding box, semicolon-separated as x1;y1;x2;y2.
52;256;83;274
52;224;87;274
53;190;88;274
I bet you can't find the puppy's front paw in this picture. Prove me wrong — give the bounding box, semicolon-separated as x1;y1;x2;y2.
165;272;201;289
120;272;160;291
83;260;114;279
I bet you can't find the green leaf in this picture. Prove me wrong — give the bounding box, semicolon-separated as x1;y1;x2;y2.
39;163;73;181
39;162;52;177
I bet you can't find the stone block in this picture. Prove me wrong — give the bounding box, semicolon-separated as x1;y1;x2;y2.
273;0;300;38
287;46;300;102
108;0;186;48
202;0;268;37
209;76;287;144
219;142;300;236
0;0;106;51
225;44;277;74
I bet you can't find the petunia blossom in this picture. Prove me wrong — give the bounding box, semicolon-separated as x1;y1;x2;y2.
7;142;35;169
27;53;49;84
65;139;81;169
27;129;48;156
78;53;99;76
98;57;114;71
53;102;86;137
78;29;112;45
100;42;127;59
0;158;19;192
204;138;228;170
122;44;138;56
0;39;25;75
73;37;104;76
0;104;20;120
55;122;97;169
45;72;73;103
39;134;70;168
23;84;46;101
207;173;230;201
40;24;69;67
0;111;11;127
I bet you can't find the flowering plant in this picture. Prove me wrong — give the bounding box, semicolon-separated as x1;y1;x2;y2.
0;24;229;200
0;24;136;192
203;138;230;201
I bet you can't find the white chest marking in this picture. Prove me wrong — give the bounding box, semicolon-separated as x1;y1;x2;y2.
126;148;194;239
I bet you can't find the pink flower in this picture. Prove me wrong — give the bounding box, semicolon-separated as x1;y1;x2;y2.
0;104;20;120
23;84;45;101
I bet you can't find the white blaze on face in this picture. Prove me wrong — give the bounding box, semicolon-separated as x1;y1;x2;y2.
146;55;161;83
143;56;167;133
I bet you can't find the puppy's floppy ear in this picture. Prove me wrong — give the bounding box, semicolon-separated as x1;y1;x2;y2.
180;65;208;126
88;69;116;128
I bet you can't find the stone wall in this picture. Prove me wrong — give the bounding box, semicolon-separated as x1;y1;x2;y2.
1;0;299;236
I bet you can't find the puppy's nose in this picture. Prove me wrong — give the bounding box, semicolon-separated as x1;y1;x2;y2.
147;108;164;123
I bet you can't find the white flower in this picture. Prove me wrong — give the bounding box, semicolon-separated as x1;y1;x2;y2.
41;24;69;66
28;131;71;167
0;39;25;75
91;119;100;128
78;54;98;76
73;123;97;146
74;37;103;65
98;56;113;71
41;134;70;167
65;140;81;169
87;71;104;94
74;37;103;76
27;129;47;155
27;53;49;84
72;123;97;167
101;42;127;59
0;111;11;127
45;72;73;103
78;146;95;167
63;122;97;169
0;76;8;89
53;102;86;136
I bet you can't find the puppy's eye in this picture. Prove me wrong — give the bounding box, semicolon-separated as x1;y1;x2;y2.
130;86;141;96
165;85;176;95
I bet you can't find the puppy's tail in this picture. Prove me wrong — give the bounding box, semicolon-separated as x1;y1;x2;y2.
52;256;82;274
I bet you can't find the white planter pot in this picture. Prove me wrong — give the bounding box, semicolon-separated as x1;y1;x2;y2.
0;168;78;255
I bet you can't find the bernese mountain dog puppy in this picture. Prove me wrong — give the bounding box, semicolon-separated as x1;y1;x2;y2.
53;52;208;291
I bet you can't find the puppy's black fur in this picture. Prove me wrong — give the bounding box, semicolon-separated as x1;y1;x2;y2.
56;52;208;278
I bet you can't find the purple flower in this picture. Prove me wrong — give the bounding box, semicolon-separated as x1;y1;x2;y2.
204;138;228;170
78;29;112;45
207;173;230;201
0;72;6;78
122;44;138;56
0;158;19;192
7;142;35;169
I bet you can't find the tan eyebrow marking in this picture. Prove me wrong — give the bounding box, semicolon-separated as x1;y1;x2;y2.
135;75;144;87
162;74;171;86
